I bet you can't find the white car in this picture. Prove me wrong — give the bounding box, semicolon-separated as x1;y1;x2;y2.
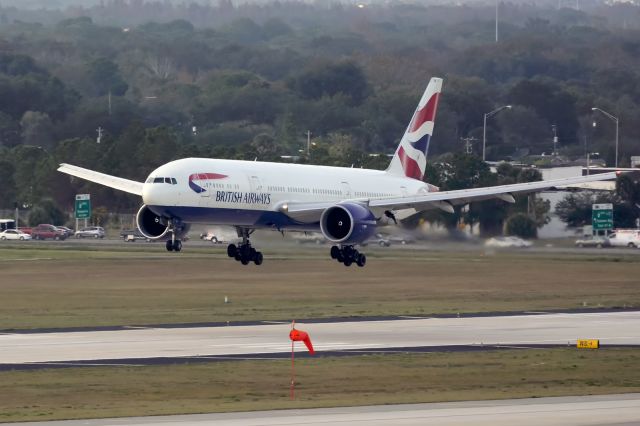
0;229;32;241
608;230;640;248
485;236;533;248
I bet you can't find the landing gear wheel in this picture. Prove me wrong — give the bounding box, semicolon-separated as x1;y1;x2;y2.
343;258;353;266
227;244;237;258
330;246;340;259
356;253;366;267
166;240;174;252
173;240;182;252
241;258;249;265
254;251;263;265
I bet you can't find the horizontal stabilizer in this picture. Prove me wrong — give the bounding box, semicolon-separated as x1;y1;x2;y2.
58;163;143;196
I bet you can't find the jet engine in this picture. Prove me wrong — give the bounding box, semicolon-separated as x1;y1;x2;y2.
136;205;171;239
320;203;377;245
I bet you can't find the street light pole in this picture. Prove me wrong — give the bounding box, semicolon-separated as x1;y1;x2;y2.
482;105;512;161
591;107;619;168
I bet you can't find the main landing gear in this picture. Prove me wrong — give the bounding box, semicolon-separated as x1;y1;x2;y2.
227;227;263;266
165;220;183;252
330;245;366;267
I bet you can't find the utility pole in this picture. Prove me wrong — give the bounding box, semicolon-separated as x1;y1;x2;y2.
306;130;312;156
96;127;103;144
461;136;477;155
495;0;499;43
108;90;112;116
552;125;558;156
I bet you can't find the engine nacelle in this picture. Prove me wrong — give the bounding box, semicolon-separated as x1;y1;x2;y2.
320;203;377;245
136;205;171;240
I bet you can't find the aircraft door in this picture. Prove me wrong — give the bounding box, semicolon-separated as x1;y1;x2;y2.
341;181;352;198
250;176;263;192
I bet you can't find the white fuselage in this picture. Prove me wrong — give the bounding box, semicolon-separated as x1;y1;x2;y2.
142;158;429;230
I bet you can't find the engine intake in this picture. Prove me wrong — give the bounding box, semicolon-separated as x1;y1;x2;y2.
136;205;170;240
320;203;377;245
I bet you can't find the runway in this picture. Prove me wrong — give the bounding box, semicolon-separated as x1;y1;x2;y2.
4;393;640;425
1;311;639;367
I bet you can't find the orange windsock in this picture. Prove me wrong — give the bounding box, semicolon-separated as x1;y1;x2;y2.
290;328;315;355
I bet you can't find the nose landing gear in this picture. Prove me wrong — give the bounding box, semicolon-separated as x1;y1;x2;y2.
227;227;263;266
330;245;366;267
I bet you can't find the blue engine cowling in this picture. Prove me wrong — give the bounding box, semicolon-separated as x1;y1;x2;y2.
320;203;377;245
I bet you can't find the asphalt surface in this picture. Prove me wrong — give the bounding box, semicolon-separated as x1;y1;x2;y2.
1;311;638;370
3;394;640;426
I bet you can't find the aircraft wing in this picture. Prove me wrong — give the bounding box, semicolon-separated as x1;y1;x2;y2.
281;172;619;222
58;163;144;196
369;172;620;212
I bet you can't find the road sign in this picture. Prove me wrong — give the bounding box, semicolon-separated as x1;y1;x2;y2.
75;194;91;219
592;203;613;231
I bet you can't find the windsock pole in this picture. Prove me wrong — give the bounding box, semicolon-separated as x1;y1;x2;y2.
290;320;295;400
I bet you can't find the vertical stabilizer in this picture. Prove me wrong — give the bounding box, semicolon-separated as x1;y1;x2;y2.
386;77;442;180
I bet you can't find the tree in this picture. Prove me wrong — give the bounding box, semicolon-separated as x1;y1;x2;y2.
87;58;128;97
0;159;17;209
505;213;537;239
20;111;53;149
27;198;66;226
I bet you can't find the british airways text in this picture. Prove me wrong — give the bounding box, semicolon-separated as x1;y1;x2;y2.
215;191;271;205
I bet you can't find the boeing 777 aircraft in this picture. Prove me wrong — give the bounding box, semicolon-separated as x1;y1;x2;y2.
58;77;618;267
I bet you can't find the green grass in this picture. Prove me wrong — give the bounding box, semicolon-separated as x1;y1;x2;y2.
1;349;639;422
1;245;639;329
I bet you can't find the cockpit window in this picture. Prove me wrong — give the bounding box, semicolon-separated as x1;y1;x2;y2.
171;178;177;185
146;178;153;183
153;177;164;183
164;177;172;184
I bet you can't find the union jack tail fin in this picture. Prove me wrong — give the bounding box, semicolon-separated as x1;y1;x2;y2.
386;77;442;181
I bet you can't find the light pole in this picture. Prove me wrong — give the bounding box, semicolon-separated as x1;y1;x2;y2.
482;105;511;161
591;107;619;168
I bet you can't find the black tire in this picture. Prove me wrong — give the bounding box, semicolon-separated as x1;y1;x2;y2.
19;236;24;241
596;243;602;249
356;253;366;267
330;246;340;259
165;240;174;252
241;257;249;265
94;234;99;239
344;258;353;267
628;243;636;248
0;236;5;240
254;252;263;265
227;244;237;258
174;240;182;252
54;235;60;241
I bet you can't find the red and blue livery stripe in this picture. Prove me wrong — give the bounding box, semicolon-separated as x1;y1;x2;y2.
188;172;228;193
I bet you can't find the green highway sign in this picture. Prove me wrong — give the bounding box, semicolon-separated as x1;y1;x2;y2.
75;194;91;219
592;203;613;231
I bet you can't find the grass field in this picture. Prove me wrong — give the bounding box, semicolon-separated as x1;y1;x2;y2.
1;348;639;422
1;244;639;329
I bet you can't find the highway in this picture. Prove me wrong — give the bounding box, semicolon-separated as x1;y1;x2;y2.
1;311;639;366
3;394;640;426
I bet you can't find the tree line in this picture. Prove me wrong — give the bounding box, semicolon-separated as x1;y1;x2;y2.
1;1;640;235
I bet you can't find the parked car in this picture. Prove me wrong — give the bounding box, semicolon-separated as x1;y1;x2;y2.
608;230;640;248
75;226;105;239
32;224;67;240
575;235;611;248
120;228;149;242
0;229;32;241
18;227;32;235
485;236;533;248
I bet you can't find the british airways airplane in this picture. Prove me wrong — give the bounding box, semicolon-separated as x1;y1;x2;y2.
58;77;617;267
